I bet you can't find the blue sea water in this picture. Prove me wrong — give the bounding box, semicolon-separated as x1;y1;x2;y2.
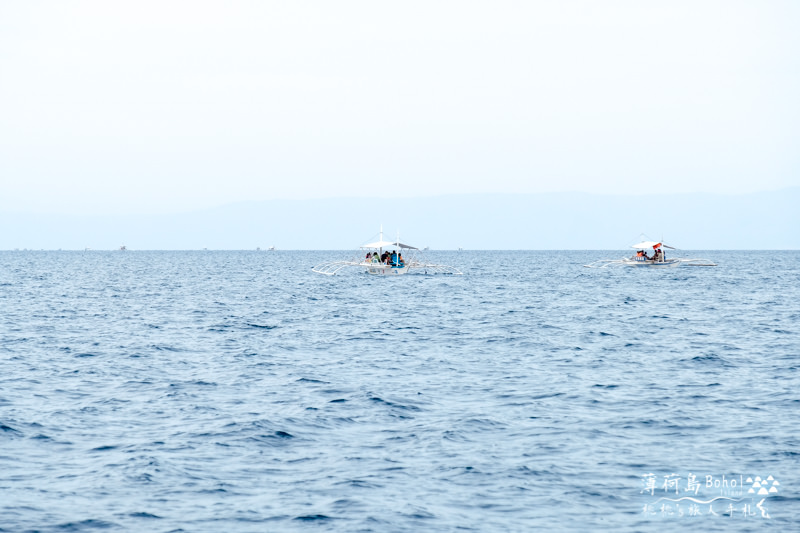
1;250;798;532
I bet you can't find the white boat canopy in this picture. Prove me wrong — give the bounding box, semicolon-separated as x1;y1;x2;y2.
630;241;676;250
360;239;418;250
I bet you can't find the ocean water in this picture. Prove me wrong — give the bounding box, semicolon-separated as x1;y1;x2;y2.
1;250;798;532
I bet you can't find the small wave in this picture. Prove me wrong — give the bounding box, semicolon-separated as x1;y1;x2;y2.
333;479;381;489
530;392;564;400
404;508;436;519
55;519;119;530
689;354;734;366
772;449;800;457
369;397;420;411
442;430;470;442
0;423;21;434
150;344;184;352
294;514;332;521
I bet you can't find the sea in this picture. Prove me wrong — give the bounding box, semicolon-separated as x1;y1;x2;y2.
1;250;798;532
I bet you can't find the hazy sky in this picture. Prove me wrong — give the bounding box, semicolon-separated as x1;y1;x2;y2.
1;1;798;215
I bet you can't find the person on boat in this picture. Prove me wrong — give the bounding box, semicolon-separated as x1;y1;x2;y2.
390;251;398;266
398;253;405;266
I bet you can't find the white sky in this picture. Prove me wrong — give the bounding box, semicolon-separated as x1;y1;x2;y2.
1;1;798;215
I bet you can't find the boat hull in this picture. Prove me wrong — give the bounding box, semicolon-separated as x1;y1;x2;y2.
623;259;681;268
364;263;409;275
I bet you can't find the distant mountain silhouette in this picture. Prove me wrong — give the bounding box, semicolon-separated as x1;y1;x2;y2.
2;189;798;250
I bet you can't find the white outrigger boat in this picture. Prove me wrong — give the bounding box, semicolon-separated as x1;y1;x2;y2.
585;239;717;269
312;228;463;276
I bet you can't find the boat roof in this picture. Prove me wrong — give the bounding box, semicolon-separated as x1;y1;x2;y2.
631;241;675;250
360;239;418;250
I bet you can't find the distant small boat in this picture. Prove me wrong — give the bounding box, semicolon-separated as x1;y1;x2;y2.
268;246;276;251
119;245;127;251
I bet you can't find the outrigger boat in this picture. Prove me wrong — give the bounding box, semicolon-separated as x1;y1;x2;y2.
584;239;716;269
312;228;463;276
